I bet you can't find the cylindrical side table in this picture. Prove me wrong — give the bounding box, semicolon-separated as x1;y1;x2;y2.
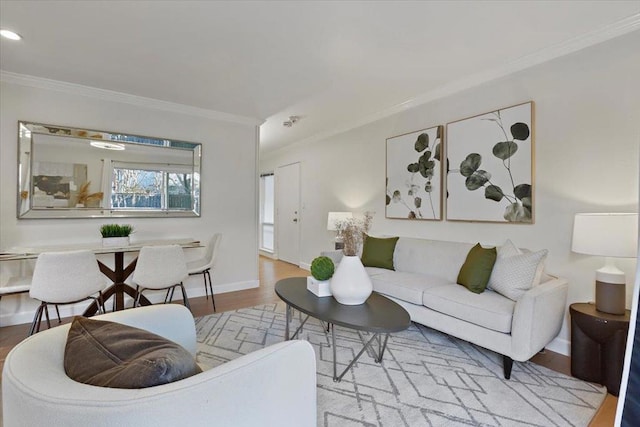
570;302;631;396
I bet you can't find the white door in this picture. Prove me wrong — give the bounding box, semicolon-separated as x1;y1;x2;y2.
275;162;300;265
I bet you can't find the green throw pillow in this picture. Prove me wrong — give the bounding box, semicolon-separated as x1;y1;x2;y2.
361;235;399;270
457;243;497;293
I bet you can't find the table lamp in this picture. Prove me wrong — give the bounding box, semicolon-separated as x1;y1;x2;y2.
327;212;353;250
571;213;638;315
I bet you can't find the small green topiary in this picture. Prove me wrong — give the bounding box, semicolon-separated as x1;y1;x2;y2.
310;256;335;281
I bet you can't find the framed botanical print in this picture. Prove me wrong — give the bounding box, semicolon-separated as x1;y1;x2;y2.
386;125;443;220
446;101;534;223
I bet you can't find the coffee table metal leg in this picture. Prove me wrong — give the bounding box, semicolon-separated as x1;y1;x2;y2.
285;304;291;340
332;326;381;382
376;334;390;363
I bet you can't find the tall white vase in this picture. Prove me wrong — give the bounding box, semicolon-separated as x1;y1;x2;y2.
330;255;373;305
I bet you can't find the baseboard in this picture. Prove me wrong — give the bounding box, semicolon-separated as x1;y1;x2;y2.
259;250;277;259
0;279;259;327
299;262;311;271
546;336;570;356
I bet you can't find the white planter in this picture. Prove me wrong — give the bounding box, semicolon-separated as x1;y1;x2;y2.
102;236;130;247
306;276;332;297
330;255;373;305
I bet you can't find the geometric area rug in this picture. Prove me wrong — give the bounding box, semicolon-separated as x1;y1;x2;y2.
196;303;606;427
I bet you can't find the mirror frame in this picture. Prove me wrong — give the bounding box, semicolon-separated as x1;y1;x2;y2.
17;121;202;219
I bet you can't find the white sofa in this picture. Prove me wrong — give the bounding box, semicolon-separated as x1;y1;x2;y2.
327;237;568;379
2;305;317;427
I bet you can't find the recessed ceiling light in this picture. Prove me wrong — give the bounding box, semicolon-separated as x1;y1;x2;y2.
0;29;22;41
90;141;125;151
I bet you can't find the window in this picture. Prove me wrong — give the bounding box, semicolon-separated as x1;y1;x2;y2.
110;162;198;211
260;173;274;252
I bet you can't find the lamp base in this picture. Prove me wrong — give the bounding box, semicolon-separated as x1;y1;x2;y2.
595;281;626;315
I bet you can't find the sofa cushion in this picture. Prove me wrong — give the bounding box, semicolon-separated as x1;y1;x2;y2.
369;270;451;305
393;238;474;282
361;235;399;270
488;247;548;301
64;316;202;389
422;285;516;333
456;243;497;293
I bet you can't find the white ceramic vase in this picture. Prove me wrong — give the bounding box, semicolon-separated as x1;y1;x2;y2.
330;255;373;305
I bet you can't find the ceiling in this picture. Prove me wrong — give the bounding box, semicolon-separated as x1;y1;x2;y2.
1;1;639;153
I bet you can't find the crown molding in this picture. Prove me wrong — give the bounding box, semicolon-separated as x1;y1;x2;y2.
263;13;640;154
0;70;263;127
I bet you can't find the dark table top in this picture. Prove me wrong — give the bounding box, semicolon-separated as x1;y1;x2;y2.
275;277;411;333
570;302;631;322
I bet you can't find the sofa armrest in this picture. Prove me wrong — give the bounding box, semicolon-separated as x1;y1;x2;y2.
510;276;568;361
93;304;197;355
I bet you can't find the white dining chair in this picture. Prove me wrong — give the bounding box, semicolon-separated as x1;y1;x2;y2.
187;233;221;311
28;250;106;335
132;245;190;310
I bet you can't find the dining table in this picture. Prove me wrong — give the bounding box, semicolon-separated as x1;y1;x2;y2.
0;238;201;316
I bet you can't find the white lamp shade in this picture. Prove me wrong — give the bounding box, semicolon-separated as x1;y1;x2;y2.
327;212;353;231
572;213;638;258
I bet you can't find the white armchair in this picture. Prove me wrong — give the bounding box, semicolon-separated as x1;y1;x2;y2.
2;305;317;427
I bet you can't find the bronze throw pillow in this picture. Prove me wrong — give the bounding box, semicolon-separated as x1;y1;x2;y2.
64;316;202;389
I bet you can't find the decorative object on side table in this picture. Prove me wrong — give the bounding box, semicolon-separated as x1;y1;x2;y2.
330;212;374;305
572;213;638;314
100;224;134;247
327;212;353;250
570;302;631;396
446;101;534;223
307;256;335;297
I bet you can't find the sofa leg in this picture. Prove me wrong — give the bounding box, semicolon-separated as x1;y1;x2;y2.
503;355;513;379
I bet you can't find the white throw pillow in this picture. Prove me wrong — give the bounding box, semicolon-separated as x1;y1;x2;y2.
488;240;548;301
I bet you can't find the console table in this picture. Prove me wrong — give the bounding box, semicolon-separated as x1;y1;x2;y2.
1;238;201;315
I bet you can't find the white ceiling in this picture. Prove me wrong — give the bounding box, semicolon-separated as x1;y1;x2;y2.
1;1;639;153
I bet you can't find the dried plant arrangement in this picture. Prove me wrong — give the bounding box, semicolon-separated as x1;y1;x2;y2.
335;211;374;256
100;224;134;238
77;181;104;206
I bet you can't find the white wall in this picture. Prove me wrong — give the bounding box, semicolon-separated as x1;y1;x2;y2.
0;80;259;325
261;31;640;355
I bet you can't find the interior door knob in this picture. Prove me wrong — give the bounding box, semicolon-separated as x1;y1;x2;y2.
293;218;298;222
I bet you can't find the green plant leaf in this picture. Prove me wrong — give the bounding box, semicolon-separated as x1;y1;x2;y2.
414;197;422;208
418;151;432;164
434;142;441;161
492;141;518;160
392;190;401;202
521;196;532;210
414;133;429;152
408;211;416;219
503;202;532;222
460;153;481;177
514;183;531;200
424;182;432;192
386;194;391;205
511;122;530;141
485;185;504;202
465;170;491;190
407;163;420;173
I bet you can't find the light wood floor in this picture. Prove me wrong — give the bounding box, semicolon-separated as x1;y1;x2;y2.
0;256;616;426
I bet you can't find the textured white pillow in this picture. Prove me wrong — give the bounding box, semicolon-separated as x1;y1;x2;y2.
488;240;548;301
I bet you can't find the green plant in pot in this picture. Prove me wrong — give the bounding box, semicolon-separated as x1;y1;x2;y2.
100;224;134;247
307;256;335;297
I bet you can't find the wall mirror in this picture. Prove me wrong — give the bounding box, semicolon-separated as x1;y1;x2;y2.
17;121;201;219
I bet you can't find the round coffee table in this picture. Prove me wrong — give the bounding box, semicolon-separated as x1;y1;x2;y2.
275;277;411;382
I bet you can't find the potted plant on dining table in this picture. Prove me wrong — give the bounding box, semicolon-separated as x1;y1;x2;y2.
100;224;134;247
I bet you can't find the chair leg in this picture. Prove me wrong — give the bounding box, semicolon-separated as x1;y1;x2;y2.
29;303;45;336
202;272;208;300
164;289;172;303
55;305;61;323
179;282;191;311
206;270;215;312
134;286;143;308
44;305;51;329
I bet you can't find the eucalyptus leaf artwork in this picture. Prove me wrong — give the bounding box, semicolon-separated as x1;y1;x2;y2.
386;125;443;220
446;102;534;223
